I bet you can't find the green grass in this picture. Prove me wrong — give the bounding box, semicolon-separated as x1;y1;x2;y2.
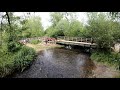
0;51;15;77
14;46;36;72
0;46;36;77
90;51;120;70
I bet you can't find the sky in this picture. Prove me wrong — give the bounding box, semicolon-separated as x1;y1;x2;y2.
14;12;88;30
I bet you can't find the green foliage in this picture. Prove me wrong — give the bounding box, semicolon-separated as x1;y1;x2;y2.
45;26;64;38
84;12;119;50
21;16;44;38
0;51;15;77
7;42;17;52
55;19;69;36
14;46;36;72
110;21;120;41
91;51;120;70
109;12;120;20
0;46;36;77
50;12;63;27
30;39;41;44
67;20;84;37
46;12;85;38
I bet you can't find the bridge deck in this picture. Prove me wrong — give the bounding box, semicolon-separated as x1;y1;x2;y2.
56;40;97;48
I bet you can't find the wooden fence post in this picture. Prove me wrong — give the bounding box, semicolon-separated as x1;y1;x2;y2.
91;38;93;43
64;36;65;40
76;37;77;41
81;38;82;42
86;38;87;43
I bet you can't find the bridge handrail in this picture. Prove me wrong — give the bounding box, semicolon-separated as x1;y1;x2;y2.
57;36;95;43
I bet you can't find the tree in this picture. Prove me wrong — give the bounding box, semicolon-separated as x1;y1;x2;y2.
61;12;77;22
50;12;63;27
0;13;5;46
85;12;114;50
21;16;44;38
68;20;84;37
0;12;23;52
110;12;120;19
46;12;84;38
55;19;69;36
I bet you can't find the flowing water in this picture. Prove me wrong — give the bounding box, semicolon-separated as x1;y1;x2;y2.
12;47;96;78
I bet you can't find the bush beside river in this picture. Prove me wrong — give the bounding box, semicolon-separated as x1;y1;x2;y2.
0;46;36;77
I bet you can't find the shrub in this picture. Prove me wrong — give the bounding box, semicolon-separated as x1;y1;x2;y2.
0;41;22;53
30;39;41;44
7;42;16;52
0;52;15;77
14;46;36;72
0;46;36;77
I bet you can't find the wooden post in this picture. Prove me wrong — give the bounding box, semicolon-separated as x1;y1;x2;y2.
64;36;65;40
70;37;71;41
86;38;87;43
91;38;93;44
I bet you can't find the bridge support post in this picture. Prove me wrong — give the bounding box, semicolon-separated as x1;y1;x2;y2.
64;36;65;40
76;37;77;41
69;45;72;49
81;38;82;42
72;37;73;41
86;38;87;43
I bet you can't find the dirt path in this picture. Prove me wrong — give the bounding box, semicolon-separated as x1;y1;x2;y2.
90;61;120;78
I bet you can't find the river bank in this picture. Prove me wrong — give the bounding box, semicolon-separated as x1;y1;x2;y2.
89;61;120;78
3;41;118;78
0;45;36;77
90;51;120;78
12;43;120;78
25;43;120;78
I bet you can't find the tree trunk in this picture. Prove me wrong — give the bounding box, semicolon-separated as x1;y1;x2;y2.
6;12;13;42
0;17;3;46
6;12;11;30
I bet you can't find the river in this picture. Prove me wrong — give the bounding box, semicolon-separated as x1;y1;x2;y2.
11;47;96;78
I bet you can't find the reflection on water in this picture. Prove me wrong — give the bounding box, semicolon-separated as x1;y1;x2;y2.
13;47;95;78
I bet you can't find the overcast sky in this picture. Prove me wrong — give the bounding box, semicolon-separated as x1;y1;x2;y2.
14;12;88;30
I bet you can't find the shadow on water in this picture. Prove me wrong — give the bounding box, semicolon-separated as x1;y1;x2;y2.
9;46;96;78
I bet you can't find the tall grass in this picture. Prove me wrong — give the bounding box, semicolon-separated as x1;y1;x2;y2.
91;51;120;70
0;46;36;77
14;46;36;72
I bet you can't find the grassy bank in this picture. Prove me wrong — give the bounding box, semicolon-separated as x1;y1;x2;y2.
0;41;62;77
90;51;120;70
90;51;120;78
0;46;36;77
